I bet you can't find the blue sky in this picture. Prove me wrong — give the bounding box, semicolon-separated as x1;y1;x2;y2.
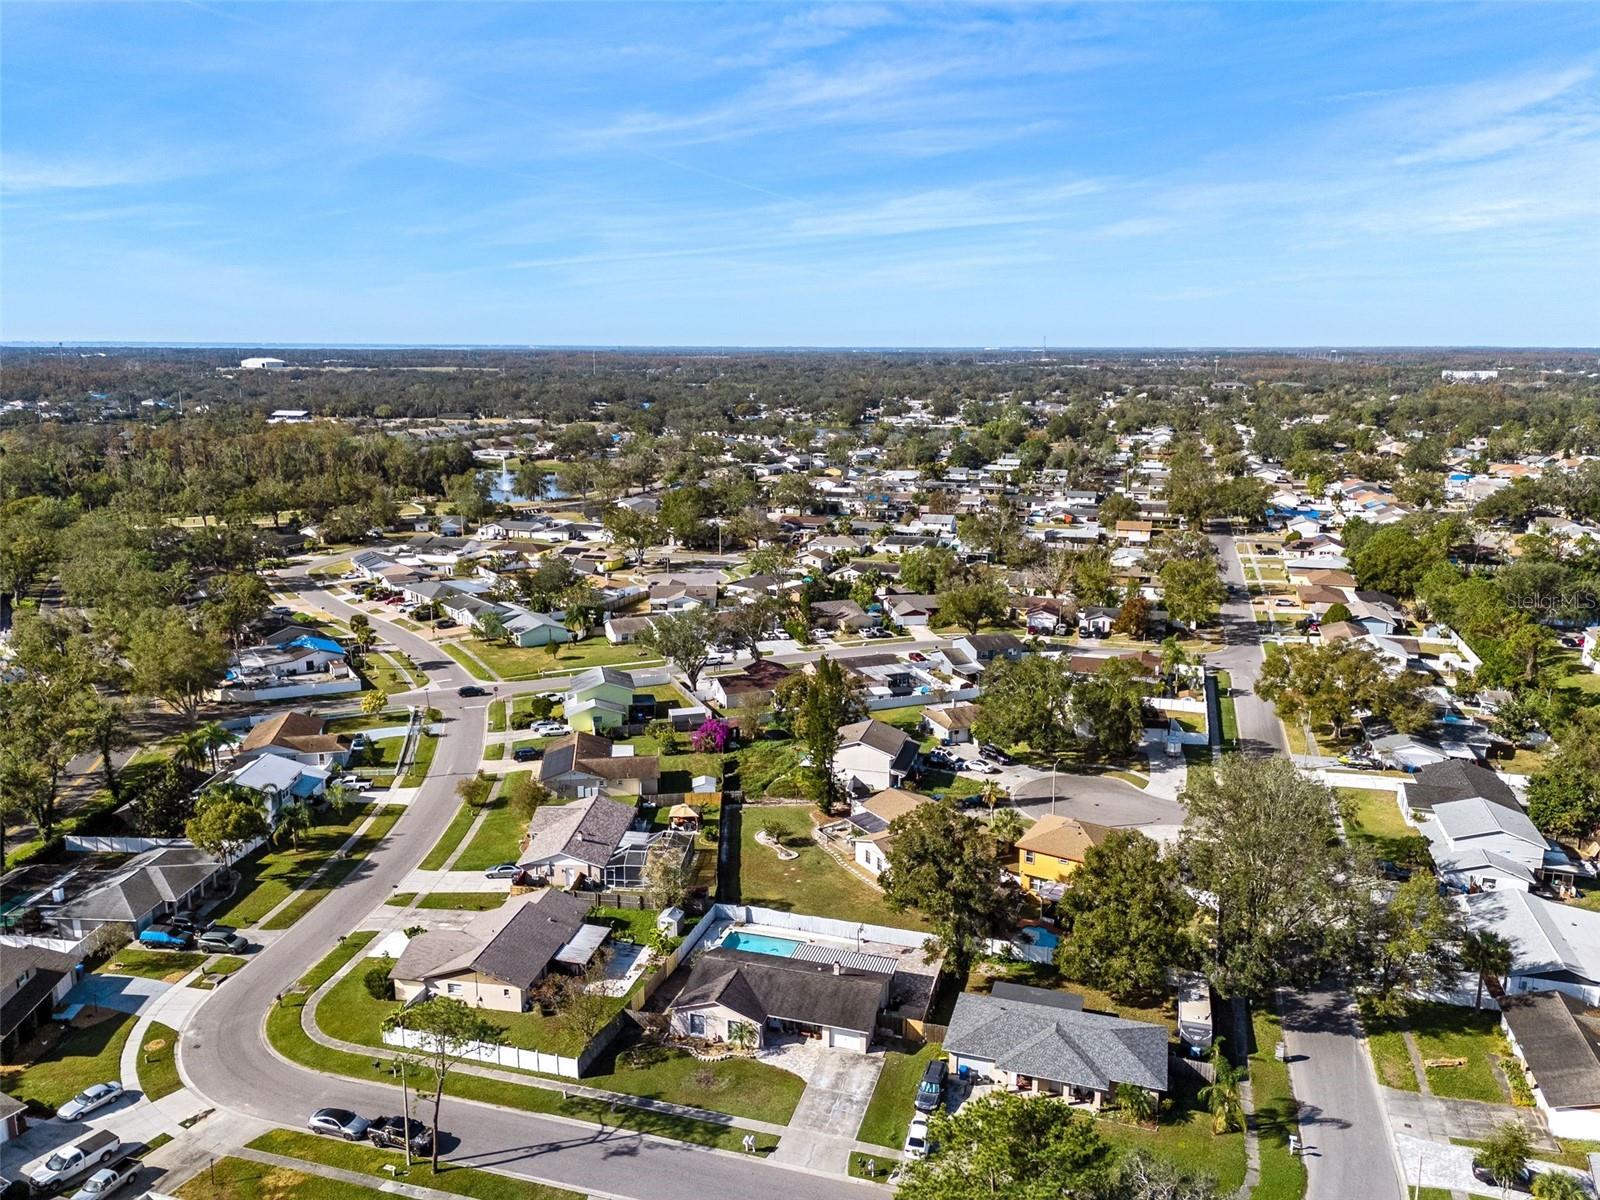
3;2;1597;346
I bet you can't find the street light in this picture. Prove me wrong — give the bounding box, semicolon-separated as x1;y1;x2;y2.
1050;755;1067;817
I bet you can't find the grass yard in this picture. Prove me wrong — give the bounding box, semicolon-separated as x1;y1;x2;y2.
211;803;376;927
273;936;776;1153
400;733;440;788
1359;1000;1419;1092
193;954;251;989
487;698;507;731
439;641;495;680
136;1020;183;1101
461;637;660;681
1409;1003;1508;1103
451;793;526;872
1338;788;1421;861
583;1031;805;1125
1250;1010;1308;1200
247;1131;581;1200
1215;669;1240;747
729;736;809;799
1100;1081;1248;1195
325;711;409;734
857;1041;941;1148
413;892;508;911
177;1157;388;1200
738;804;927;930
261;805;405;931
1;1010;136;1113
483;742;505;760
96;946;209;981
357;652;418;696
418;799;479;870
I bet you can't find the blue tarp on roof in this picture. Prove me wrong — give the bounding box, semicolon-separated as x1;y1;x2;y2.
288;634;345;656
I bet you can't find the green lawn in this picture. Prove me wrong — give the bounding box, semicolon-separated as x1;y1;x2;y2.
248;1131;581;1200
358;652;419;696
96;945;209;981
326;711;409;734
419;799;479;871
136;1020;183;1101
453;637;660;681
729;736;809;799
452;793;527;872
1409;1003;1508;1103
739;804;926;929
439;641;495;681
486;698;507;732
261;805;405;931
276;937;775;1150
1359;1000;1419;1092
1215;669;1239;747
1338;788;1421;861
858;1041;941;1148
193;953;251;989
1251;1010;1308;1200
582;1032;805;1125
413;892;507;911
400;733;440;788
1100;1083;1248;1195
211;803;376;927
1;1011;136;1113
484;742;505;760
177;1157;386;1200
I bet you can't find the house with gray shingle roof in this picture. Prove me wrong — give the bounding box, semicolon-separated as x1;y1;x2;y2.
944;983;1168;1109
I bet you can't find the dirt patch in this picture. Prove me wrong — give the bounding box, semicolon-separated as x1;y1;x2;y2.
144;1036;169;1054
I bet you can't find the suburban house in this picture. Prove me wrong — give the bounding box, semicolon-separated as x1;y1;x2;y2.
517;794;637;887
1114;520;1154;544
809;598;875;632
234;711;351;770
563;667;640;733
883;593;939;627
1463;888;1600;1006
49;846;229;937
496;604;574;648
922;702;981;745
390;889;601;1011
2;945;78;1057
834;719;921;795
700;660;795;711
1403;760;1522;818
668;945;895;1052
1420;796;1577;894
944;983;1168;1109
216;631;358;703
945;632;1027;674
538;733;660;799
604;614;655;645
221;752;331;823
837;788;934;876
1013;815;1115;901
1500;990;1600;1138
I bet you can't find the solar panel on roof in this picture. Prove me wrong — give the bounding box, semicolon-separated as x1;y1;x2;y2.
851;811;890;835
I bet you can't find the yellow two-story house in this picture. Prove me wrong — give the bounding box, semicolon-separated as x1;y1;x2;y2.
1013;815;1114;901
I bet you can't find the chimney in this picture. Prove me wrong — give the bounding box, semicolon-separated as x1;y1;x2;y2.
832;961;843;975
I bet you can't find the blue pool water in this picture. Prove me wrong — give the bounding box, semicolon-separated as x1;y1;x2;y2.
1018;926;1060;950
722;931;802;957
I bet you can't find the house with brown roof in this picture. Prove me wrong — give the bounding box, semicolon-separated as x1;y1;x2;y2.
538;732;659;799
841;788;934;876
516;794;638;887
390;890;601;1012
234;711;352;770
701;660;796;711
1114;520;1154;544
922;702;981;744
1013;814;1116;900
834;719;922;795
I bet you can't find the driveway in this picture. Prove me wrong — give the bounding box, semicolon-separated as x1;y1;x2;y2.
65;974;173;1015
1008;770;1186;831
771;1047;884;1172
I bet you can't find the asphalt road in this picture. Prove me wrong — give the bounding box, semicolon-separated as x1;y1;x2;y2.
180;561;875;1200
1279;987;1406;1200
1206;534;1289;755
1008;771;1186;829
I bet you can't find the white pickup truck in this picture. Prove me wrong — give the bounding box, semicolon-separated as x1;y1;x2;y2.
24;1129;119;1192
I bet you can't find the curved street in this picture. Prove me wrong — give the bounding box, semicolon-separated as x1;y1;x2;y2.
178;559;874;1200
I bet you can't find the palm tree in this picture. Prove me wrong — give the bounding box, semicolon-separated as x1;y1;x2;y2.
1463;929;1514;1010
1197;1040;1244;1135
173;728;213;774
726;1021;757;1054
274;801;311;849
1114;1081;1158;1126
562;607;588;644
197;720;234;772
989;808;1026;852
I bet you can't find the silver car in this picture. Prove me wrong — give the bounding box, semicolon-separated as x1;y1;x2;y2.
69;1156;139;1198
57;1082;123;1121
308;1107;371;1141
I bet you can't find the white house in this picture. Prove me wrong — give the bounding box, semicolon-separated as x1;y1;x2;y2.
833;719;921;796
1420;796;1576;893
1463;888;1600;1007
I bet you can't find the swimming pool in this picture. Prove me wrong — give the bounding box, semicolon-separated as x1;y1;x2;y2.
721;931;802;958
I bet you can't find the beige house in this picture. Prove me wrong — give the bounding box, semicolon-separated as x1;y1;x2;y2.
846;788;934;877
390;889;599;1012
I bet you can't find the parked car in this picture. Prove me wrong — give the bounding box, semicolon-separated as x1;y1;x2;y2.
530;721;567;737
903;1115;930;1159
1470;1161;1533;1193
367;1115;433;1156
196;927;247;954
484;863;520;879
137;925;192;950
978;743;1014;765
914;1059;948;1113
308;1108;372;1142
512;746;542;763
57;1082;124;1122
966;760;1001;775
24;1131;120;1191
457;685;488;698
68;1155;140;1199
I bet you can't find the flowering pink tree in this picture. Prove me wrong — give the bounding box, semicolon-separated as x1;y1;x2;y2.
692;717;732;753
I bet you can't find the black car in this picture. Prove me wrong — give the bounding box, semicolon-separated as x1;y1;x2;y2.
457;685;488;698
513;746;543;763
914;1059;948;1113
1470;1161;1533;1193
367;1115;433;1155
978;743;1015;766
